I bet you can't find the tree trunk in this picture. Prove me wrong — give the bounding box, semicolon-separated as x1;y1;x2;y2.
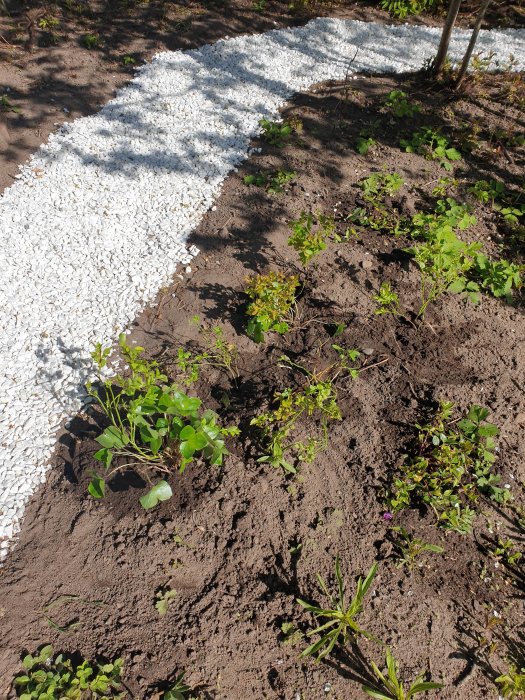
455;0;491;89
432;0;463;75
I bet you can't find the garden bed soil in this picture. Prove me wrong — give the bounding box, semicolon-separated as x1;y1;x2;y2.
1;69;525;698
1;0;524;192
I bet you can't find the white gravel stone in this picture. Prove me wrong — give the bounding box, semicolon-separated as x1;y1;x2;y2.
1;18;524;562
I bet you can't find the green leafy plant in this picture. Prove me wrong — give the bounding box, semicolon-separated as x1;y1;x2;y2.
12;645;125;699
389;527;444;571
0;94;21;114
495;203;525;228
175;324;238;385
245;271;299;343
406;225;482;317
473;255;523;300
297;557;378;660
362;647;443;698
155;587;177;616
243;173;268;188
162;672;192;700
361;172;405;200
288;211;335;266
38;15;60;29
86;335;238;507
280;621;304;647
384;90;420;119
268;169;296;193
468;179;505;204
243;169;296;194
350;172;409;236
373;282;404;319
401;128;461;171
431;177;458;198
251;377;341;474
259;118;294;147
356;135;377;155
388;402;509;534
379;0;442;19
490;538;522;567
497;662;525;699
82;33;101;49
122;55;136;66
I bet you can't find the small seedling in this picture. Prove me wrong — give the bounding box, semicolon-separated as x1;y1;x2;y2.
373;282;404;319
490;538;522;567
401;128;461;171
122;55;136;66
361;172;405;200
406;225;482;317
245;271;299;343
388;402;508;534
384;90;420;119
280;621;303;647
0;94;21;114
431;177;458;198
473;254;523;300
244;173;267;187
297;557;377;660
162;672;192;699
12;645;125;699
268;169;296;193
288;211;335;266
259;118;294;147
244;169;296;194
362;647;443;698
389;526;444;571
356;135;377;155
38;16;60;29
155;587;177;616
82;33;101;49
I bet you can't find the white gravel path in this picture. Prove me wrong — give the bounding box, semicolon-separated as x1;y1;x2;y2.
1;17;524;560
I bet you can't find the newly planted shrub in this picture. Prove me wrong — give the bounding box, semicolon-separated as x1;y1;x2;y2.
406;224;482;317
350;172;409;236
251;378;341;474
401;128;461;170
362;647;443;698
175;323;238;385
388;402;509;534
12;645;125;699
297;557;378;660
245;271;299;343
288;211;335;266
87;335;238;508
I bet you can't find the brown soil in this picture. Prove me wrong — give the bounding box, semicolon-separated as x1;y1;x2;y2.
1;0;524;192
1;67;524;698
